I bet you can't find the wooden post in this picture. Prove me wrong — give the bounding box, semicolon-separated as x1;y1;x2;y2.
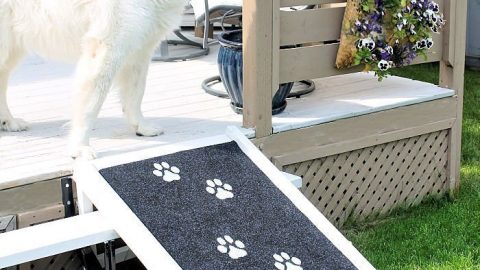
243;0;279;138
439;0;468;197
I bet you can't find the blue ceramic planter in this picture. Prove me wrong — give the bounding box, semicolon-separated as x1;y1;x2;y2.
217;30;294;115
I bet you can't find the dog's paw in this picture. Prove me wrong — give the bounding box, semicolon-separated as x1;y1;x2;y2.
0;118;29;132
69;146;97;160
136;121;164;137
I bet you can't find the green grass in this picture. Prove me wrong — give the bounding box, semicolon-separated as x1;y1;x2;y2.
344;65;480;270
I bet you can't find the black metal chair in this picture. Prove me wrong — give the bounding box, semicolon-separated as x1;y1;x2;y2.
152;1;242;62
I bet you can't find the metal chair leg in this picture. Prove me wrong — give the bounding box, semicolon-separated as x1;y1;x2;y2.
152;0;212;62
203;0;210;50
151;30;211;62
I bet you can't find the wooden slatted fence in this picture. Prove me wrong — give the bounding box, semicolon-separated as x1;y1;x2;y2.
276;0;445;84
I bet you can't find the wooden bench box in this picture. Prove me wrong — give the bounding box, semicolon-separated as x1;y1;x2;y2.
242;0;467;226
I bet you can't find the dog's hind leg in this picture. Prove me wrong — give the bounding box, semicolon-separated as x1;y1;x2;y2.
69;38;122;159
0;49;27;132
117;53;163;137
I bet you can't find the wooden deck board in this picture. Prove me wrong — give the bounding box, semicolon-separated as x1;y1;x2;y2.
0;44;454;189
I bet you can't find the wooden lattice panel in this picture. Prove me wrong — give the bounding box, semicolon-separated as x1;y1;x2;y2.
283;130;450;227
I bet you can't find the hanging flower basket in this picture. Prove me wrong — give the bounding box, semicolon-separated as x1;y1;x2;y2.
336;0;445;80
217;30;294;115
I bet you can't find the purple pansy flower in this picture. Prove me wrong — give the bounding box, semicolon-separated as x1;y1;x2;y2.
350;0;444;80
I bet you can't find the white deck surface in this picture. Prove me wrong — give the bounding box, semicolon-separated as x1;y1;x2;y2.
0;44;454;189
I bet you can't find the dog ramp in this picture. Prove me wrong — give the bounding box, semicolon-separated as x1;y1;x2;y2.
74;127;375;270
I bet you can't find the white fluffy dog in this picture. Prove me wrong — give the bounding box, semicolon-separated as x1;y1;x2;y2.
0;0;186;159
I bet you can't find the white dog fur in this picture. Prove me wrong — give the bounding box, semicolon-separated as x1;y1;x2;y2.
0;0;186;159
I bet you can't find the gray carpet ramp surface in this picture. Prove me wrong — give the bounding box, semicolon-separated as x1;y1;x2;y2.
99;142;357;270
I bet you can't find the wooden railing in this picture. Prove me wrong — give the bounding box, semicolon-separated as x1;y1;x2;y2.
242;0;465;136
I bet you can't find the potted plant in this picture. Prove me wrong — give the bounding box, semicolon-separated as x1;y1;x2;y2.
217;30;294;115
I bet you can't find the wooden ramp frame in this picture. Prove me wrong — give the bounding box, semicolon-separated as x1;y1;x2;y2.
72;127;374;269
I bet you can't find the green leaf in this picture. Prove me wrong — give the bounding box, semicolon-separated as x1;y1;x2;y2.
416;50;428;61
354;58;361;66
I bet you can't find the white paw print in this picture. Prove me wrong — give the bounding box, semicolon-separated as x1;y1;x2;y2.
153;162;180;182
216;235;247;259
274;252;303;270
206;179;234;200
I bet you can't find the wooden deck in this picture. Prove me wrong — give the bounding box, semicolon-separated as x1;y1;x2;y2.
0;44;454;189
